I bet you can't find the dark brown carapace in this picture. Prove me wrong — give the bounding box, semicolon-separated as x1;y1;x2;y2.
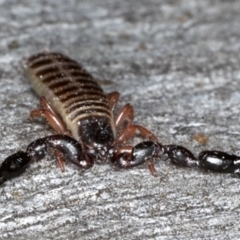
0;52;161;184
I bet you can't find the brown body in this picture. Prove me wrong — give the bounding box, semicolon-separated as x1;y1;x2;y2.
26;53;116;146
22;52;159;175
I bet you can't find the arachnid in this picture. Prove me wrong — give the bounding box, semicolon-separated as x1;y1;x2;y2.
1;52;239;185
0;52;161;184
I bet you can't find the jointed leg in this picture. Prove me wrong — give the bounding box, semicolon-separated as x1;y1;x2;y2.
114;124;158;146
54;150;65;172
111;95;160;175
115;103;134;130
108;93;134;130
113;100;157;144
30;97;70;171
107;91;120;112
30;97;70;135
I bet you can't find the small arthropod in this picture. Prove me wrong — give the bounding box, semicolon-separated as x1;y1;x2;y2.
0;52;160;184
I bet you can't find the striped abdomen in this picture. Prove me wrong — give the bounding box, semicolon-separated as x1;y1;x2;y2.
26;52;115;145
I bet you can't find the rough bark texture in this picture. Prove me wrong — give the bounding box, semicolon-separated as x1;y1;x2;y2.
0;0;240;239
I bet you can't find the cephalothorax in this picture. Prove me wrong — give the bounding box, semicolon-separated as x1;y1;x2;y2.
0;52;160;184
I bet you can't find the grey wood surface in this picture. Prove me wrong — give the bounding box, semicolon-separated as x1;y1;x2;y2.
1;0;240;239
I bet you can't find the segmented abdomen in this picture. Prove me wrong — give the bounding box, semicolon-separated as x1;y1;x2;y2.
26;52;115;140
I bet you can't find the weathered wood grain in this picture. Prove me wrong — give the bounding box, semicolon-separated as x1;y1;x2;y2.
1;0;240;239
